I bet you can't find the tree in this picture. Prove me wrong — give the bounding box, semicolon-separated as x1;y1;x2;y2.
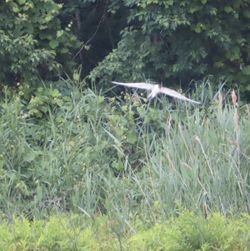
0;0;79;86
89;0;250;94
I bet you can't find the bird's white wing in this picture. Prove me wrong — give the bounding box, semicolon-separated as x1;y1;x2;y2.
160;87;200;104
112;81;154;90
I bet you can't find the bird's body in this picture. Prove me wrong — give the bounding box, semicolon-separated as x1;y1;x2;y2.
148;84;160;99
112;81;200;104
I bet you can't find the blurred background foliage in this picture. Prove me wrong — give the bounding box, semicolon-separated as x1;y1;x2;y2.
0;0;249;99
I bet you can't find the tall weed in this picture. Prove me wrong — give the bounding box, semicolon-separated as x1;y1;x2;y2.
0;82;249;220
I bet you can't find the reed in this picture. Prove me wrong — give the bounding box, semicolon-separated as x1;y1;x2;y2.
0;81;249;221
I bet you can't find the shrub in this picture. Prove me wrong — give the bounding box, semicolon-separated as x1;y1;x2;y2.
0;212;249;250
127;212;250;251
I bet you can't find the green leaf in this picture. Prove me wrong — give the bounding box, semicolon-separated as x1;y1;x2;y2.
242;65;250;75
226;47;240;61
127;131;137;144
224;6;233;13
56;30;64;38
49;40;59;49
73;70;80;81
17;0;26;5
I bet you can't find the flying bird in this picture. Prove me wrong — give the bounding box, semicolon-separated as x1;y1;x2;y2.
112;81;200;104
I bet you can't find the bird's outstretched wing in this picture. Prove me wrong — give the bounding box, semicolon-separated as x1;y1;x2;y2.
112;81;200;104
160;87;200;104
112;81;154;90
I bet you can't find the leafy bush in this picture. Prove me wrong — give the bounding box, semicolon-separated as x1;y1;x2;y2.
0;214;116;250
0;212;249;250
0;0;79;85
127;212;250;251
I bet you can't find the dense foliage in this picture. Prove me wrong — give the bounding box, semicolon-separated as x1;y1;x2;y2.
1;0;250;97
90;1;250;94
0;0;79;85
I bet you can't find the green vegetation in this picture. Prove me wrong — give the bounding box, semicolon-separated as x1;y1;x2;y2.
0;212;249;250
1;0;250;97
0;83;249;220
0;0;79;84
0;1;249;250
89;1;250;95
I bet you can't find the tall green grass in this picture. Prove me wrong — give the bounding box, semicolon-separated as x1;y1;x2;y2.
0;82;249;221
